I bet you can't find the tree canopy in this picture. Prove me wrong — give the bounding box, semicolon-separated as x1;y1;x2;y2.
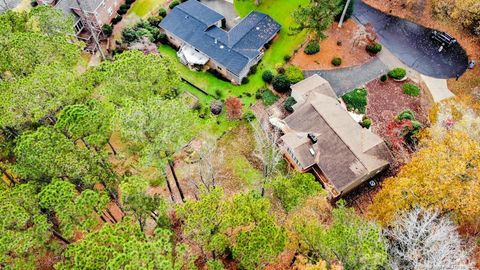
294;204;388;269
57;220;191;270
293;0;343;39
369;100;480;230
13;126;111;186
177;188;286;269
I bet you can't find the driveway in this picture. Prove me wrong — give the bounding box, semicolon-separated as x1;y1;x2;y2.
353;1;468;78
304;57;388;96
200;0;240;29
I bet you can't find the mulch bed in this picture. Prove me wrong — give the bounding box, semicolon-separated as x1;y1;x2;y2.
291;20;374;70
366;77;431;168
366;78;430;137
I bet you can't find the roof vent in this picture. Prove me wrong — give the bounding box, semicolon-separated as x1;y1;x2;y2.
256;26;260;30
309;148;315;156
220;45;224;49
214;38;217;44
307;133;317;144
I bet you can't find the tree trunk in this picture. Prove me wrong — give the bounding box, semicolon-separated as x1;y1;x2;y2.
107;139;118;155
80;138;91;150
105;208;118;223
169;160;185;202
163;168;176;202
52;229;71;244
0;167;15;186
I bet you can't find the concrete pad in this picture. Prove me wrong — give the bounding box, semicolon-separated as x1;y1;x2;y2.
420;75;455;102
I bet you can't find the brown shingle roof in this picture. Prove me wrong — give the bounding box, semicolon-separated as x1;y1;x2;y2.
281;76;391;195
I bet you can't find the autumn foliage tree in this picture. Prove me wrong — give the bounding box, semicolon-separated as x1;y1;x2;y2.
369;101;480;227
224;97;243;120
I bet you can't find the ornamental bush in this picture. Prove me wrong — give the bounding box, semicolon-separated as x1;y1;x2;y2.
388;67;407;80
360;117;372;128
402;83;421;97
243;111;256;122
272;74;291;92
304;41;320;55
169;0;180;9
102;24;113;37
261;89;279;106
284;96;297;112
331;57;342;66
147;16;163;27
366;42;382;54
112;15;123;24
158;8;167;17
342;88;367;113
380;74;388;82
285;65;304;84
262;70;274;83
118;4;129;14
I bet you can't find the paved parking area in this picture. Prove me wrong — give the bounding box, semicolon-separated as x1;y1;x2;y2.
353;0;469;78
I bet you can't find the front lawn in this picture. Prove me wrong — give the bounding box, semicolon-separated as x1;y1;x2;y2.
158;0;308;107
129;0;167;18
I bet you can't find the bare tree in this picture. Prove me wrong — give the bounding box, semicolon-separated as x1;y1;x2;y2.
385;207;473;270
196;138;223;192
251;120;283;196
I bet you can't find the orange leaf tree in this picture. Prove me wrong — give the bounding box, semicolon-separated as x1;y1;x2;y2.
369;100;480;226
225;97;243;120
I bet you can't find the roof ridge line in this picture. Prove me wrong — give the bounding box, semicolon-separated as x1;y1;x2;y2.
308;96;370;172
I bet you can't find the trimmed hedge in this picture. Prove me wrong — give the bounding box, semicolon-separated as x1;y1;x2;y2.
360;117;372;128
169;0;180;9
261;89;279;106
262;70;274;83
342;88;367;113
111;15;123;24
331;57;342;66
388;67;407;80
285;65;304;84
102;24;113;37
158;8;167;17
272;74;291;92
284;96;297;112
304;41;320;55
402;83;421;97
366;42;382;54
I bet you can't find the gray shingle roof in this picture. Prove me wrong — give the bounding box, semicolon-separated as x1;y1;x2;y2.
55;0;103;13
160;0;281;76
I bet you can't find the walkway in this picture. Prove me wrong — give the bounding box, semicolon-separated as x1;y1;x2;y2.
353;0;468;79
304;57;388;96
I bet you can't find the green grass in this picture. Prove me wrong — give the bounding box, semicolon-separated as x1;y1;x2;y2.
158;0;308;107
402;83;421;97
342;88;368;114
129;0;167;18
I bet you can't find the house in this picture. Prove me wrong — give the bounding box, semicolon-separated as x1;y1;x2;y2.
159;0;281;84
279;75;392;197
37;0;123;50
